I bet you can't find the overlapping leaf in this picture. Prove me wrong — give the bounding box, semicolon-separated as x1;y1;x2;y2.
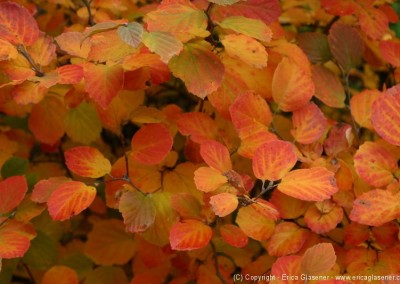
65;146;111;178
199;140;232;173
218;16;272;42
0;176;27;214
42;266;79;284
220;224;248;248
0;219;36;258
142;31;183;64
350;89;380;130
301;243;336;275
304;201;343;234
169;220;212;250
117;22;143;48
176;112;219;143
31;177;71;203
297;32;332;64
209;193;238;217
380;39;400;67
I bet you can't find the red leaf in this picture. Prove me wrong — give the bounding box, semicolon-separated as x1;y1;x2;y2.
0;219;36;258
131;123;173;165
65;146;112;178
177;112;219;144
371;90;400;146
169;220;212;251
301;243;337;275
57;65;84;84
47;181;96;221
199;140;232;173
358;7;389;40
304;200;343;234
380;39;400;67
31;177;71;203
252;140;297;181
220;224;248;248
83;63;124;109
0;176;27;214
271;255;302;281
0;2;40;46
291;102;327;144
278;167;338;201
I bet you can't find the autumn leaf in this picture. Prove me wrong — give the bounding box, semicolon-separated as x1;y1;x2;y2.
350;89;380;130
117;22;143;48
301;243;336;275
31;177;71;203
304;201;343;234
177;112;219;144
278;167;338;201
55;32;91;58
42;266;79;284
350;189;400;226
271;255;302;280
358;6;389;40
169;220;212;250
252;140;297;181
130;123;173;165
142;31;183;64
218;16;272;42
47;181;96;221
297;32;332;64
171;193;202;219
209;192;238;217
220;224;248;248
199;140;232;173
194;167;228;192
0;219;36;259
380;39;400;67
118;191;156;233
0;176;27;214
169;40;224;98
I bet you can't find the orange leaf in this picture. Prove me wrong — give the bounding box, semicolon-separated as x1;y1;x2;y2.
301;243;337;275
380;39;400;67
371;90;400;146
350;89;380;130
0;2;39;46
236;203;275;241
358;7;389;40
354;141;397;187
200;140;232;173
0;39;18;61
237;130;277;159
350;189;400;226
169;40;224;99
28;96;67;145
344;223;369;246
291;102;327;144
142;31;183;64
55;32;91;58
0;219;36;258
278;167;338;201
83;62;124;109
271;255;302;282
131;123;173;165
209;192;238;217
229;91;272;140
311;65;345;108
252;140;297;181
42;266;79;284
304;201;343;234
272;57;314;112
220;224;248;248
47;181;96;221
171;193;202;219
169;220;212;250
57;64;84;85
0;176;27;214
177;112;219;144
84;219;136;265
270;190;309;219
321;0;360;16
119;190;156;233
65;146;112;178
265;222;308;257
194;167;228;192
27;32;56;66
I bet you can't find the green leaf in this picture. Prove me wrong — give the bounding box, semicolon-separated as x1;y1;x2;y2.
1;157;29;178
117;22;143;48
218;16;272;42
169;40;224;99
83;266;128;284
208;0;241;6
297;32;332;63
142;31;183;63
23;230;57;270
60;253;94;280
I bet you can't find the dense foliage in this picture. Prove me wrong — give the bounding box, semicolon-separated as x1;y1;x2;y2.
1;0;400;283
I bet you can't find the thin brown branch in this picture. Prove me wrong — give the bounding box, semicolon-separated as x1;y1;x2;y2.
210;241;227;284
22;261;36;284
82;0;95;26
17;44;44;77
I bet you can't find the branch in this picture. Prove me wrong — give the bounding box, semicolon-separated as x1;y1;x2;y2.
82;0;95;26
210;241;227;284
17;44;44;77
22;261;36;284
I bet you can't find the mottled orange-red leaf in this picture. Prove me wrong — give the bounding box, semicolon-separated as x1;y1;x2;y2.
270;190;309;219
328;23;363;73
27;32;56;66
0;39;17;61
312;65;345;108
372;222;398;248
291;102;327;144
176;112;218;144
57;64;83;84
304;201;343;234
47;181;96;221
0;176;27;214
380;39;400;67
200;140;231;173
0;2;39;46
256;199;280;221
28;96;67;145
84;219;136;265
12;81;47;105
65;146;111;178
169;40;224;99
344;223;369;246
252;140;297;181
0;219;36;258
194;167;227;192
354;142;397;187
272;57;314;112
321;0;360;16
42;266;79;284
301;243;336;275
0;53;34;81
13;196;45;223
371;89;400;146
238;130;277;159
265;222;308;257
171;193;202;219
55;32;91;58
271;255;302;282
236;203;275;241
83;62;124;109
323;124;353;157
229;91;272;139
358;7;388;40
350;189;400;226
221;34;268;68
119;190;156;233
169;220;212;251
350;89;380;130
131;123;173;165
278;167;338;201
31;177;71;203
220;224;248;248
209;192;238;217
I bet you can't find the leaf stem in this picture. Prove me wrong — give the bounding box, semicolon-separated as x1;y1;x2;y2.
254;180;275;200
17;44;44;77
82;0;95;26
210;241;227;284
22;261;36;284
